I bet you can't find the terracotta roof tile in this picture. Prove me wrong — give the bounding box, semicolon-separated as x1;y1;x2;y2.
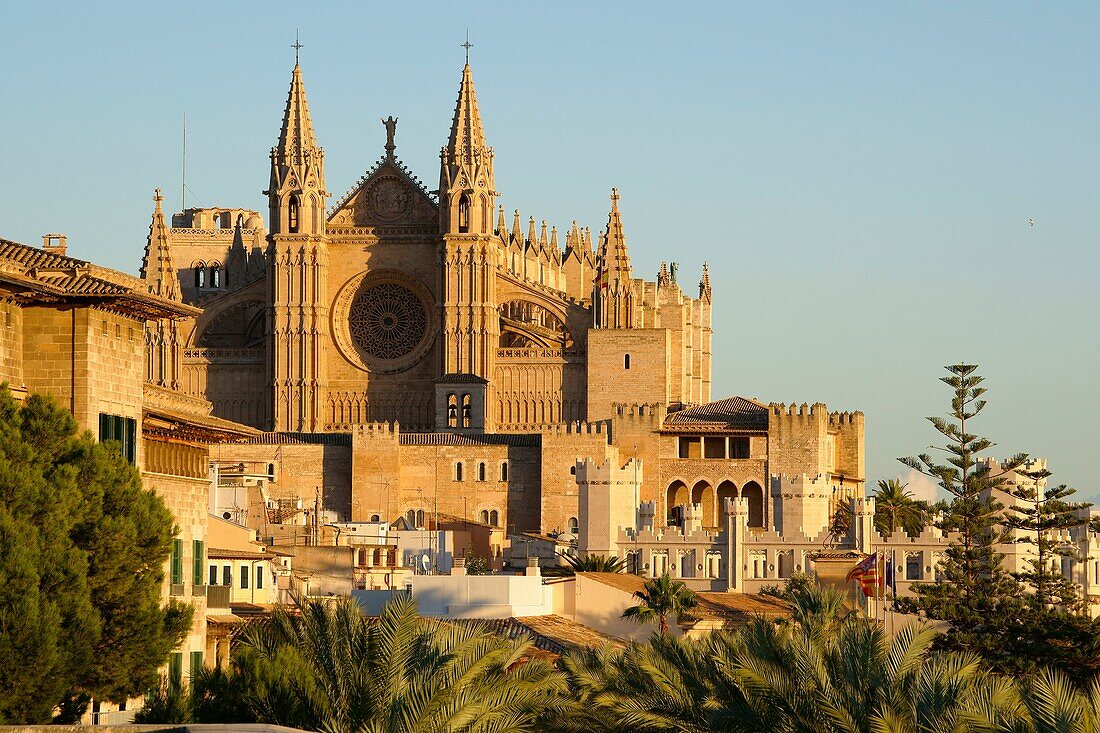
664;396;769;430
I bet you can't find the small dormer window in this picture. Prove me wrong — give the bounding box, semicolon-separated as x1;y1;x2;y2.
458;194;470;233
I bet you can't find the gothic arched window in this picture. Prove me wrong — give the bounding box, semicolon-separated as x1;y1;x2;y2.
458;193;470;233
447;393;458;428
489;509;499;527
194;263;206;289
288;194;300;233
478;462;486;482
210;264;221;288
461;394;472;428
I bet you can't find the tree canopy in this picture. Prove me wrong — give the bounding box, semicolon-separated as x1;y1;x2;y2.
0;385;190;723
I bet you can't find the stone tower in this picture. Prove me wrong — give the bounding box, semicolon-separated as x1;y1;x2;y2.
439;60;499;379
265;61;330;431
141;188;183;390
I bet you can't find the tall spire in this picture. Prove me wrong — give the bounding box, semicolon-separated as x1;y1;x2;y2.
699;261;712;301
445;62;489;169
599;188;632;283
594;188;635;328
439;54;495;234
267;58;326;236
140;188;180;301
275;63;320;168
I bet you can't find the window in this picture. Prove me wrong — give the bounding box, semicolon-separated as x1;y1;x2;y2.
624;353;631;369
478;462;486;482
241;566;249;589
568;517;579;534
209;566;218;586
462;394;472;428
447;393;458;428
703;436;726;459
569;465;576;476
210;264;221;288
194;265;206;289
168;652;183;691
455;462;464;482
170;539;183;585
189;651;203;679
256;565;264;590
192;540;204;586
500;462;508;481
370;514;380;522
906;553;922;581
416;509;425;528
489;509;499;526
729;437;750;459
480;509;490;524
678;436;701;459
288;194;300;233
222;565;232;586
99;413;136;464
458;193;471;233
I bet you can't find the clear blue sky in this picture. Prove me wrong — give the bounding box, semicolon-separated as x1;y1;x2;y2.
2;2;1097;499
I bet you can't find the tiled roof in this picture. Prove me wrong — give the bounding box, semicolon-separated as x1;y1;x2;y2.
693;592;791;621
240;432;353;446
577;571;647;595
399;433;540;447
0;237;198;318
664;396;769;430
465;616;626;655
436;372;490;384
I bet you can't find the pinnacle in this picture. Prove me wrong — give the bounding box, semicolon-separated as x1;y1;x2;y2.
140;188;180;301
446;61;488;167
276;61;320;165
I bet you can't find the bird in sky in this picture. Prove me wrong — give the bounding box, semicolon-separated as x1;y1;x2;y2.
1029;218;1035;227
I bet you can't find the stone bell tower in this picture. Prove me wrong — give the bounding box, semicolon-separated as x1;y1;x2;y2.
264;58;330;431
438;56;500;379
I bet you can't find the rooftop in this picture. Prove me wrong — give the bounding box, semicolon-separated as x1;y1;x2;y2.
663;396;770;432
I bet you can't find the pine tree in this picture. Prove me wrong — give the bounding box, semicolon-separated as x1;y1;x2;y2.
1002;464;1091;611
896;364;1025;650
0;386;190;722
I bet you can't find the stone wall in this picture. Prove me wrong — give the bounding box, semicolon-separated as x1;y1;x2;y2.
0;297;22;384
586;328;670;422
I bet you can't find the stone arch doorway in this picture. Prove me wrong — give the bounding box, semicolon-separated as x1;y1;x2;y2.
716;480;738;526
666;480;688;525
742;481;764;528
691;480;715;529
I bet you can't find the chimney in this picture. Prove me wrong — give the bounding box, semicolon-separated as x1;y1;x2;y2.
452;555;467;577
42;234;67;257
525;555;541;577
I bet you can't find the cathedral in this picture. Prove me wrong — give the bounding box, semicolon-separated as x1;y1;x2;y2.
138;57;864;543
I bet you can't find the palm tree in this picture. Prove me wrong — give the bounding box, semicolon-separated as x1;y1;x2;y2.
874;478;930;538
1018;669;1100;733
213;596;569;732
560;553;626;574
621;574;697;635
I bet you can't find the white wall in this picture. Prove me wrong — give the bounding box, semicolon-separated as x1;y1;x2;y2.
406;574;553;618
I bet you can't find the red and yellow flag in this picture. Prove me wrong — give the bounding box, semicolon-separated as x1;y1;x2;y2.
846;552;882;598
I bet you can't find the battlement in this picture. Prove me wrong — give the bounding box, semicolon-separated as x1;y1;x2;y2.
541;420;607;436
352;421;401;436
769;473;832;495
574;455;642;483
770;402;828;418
852;496;876;516
612;402;664;419
828;410;863;426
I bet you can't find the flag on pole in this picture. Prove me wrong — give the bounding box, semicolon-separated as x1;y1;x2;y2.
846;552;881;598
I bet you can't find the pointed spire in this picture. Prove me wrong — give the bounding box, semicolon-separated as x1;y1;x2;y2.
445;61;489;169
658;261;670;287
527;216;537;245
275;63;320;167
550;226;559;250
496;205;506;235
699;261;712;301
511;209;522;241
599;187;632;283
140;188;180;301
539;220;549;247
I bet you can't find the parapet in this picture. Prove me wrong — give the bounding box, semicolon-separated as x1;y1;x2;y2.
542;420;607;436
612;402;665;419
769;473;832;496
828;410;864;426
770;402;829;418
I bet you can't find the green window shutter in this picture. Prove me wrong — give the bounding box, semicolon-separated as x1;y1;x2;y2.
99;413;110;441
189;651;203;679
256;565;264;590
192;540;204;586
241;566;249;589
124;417;136;464
168;652;183;690
171;539;183;585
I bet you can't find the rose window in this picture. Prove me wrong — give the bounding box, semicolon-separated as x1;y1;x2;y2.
348;283;427;361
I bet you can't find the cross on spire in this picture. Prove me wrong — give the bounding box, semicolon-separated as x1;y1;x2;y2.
292;30;303;64
461;30;473;64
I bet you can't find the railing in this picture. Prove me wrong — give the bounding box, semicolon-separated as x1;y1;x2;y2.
206;583;231;609
169;583;186;596
496;347;586;360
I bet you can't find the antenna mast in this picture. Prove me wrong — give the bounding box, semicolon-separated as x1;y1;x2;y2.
182;112;187;212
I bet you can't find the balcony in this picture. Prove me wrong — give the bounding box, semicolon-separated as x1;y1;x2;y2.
169;583;185;596
206;583;231;609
